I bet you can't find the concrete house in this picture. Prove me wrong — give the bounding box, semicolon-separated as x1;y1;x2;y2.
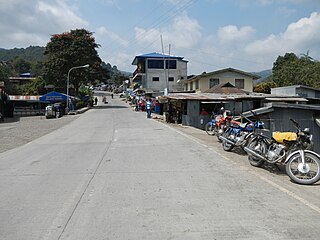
131;52;188;93
271;85;320;100
182;68;260;93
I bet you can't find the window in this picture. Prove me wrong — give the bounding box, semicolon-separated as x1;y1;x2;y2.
147;59;177;69
166;60;177;69
195;80;199;89
235;79;244;89
148;60;164;69
168;77;174;82
190;82;193;90
152;77;160;81
209;78;219;88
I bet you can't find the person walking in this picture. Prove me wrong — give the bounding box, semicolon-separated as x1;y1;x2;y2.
146;98;152;118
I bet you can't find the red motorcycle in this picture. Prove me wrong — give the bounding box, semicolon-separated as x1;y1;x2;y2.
214;111;240;141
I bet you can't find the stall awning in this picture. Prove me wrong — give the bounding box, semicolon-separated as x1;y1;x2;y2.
39;91;68;103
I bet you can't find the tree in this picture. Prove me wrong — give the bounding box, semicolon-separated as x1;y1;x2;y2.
12;57;32;75
254;81;277;93
272;52;320;88
43;29;101;95
20;77;46;95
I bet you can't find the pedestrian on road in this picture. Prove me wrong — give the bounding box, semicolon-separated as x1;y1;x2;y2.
146;98;152;118
94;97;98;105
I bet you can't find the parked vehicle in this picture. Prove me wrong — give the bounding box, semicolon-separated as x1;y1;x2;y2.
219;114;264;152
45;103;63;119
45;105;55;119
244;118;320;185
205;118;217;135
213;110;238;140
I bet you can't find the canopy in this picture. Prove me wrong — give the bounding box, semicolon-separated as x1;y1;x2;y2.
39;91;68;103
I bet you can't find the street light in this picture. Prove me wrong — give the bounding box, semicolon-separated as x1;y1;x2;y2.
66;64;89;114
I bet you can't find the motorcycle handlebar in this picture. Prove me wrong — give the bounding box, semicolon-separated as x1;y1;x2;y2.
290;118;301;130
240;114;253;123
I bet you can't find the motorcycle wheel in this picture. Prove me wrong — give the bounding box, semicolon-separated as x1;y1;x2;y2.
247;139;266;167
216;126;225;142
285;152;320;185
205;123;215;136
222;130;234;151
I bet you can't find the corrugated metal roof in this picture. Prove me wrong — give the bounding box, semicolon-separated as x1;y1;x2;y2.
161;92;308;102
265;97;308;102
132;52;187;65
137;52;183;59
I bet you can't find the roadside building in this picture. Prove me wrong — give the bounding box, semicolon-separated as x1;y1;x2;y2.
271;85;320;105
181;67;260;93
242;103;320;153
131;52;188;93
9;95;43;116
159;89;306;130
9;73;36;86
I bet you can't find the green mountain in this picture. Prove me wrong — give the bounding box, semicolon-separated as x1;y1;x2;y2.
253;69;272;84
0;46;46;62
251;69;273;87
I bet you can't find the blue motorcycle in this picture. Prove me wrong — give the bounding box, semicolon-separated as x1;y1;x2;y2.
219;114;264;152
205;118;217;135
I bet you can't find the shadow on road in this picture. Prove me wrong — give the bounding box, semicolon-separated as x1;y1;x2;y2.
0;116;21;124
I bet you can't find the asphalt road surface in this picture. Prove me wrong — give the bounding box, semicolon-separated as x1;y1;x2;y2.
1;93;320;240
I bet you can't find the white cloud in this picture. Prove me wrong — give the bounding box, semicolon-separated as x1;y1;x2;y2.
134;12;201;50
245;12;320;56
100;52;133;71
96;26;129;48
37;1;87;28
258;0;272;5
218;25;255;43
0;0;88;48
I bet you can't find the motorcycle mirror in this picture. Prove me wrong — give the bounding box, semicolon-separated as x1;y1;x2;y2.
303;127;310;133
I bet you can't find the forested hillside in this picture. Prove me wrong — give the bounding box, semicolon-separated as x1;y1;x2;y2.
0;46;46;62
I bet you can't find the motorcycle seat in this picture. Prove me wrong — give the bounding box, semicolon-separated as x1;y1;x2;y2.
273;132;297;144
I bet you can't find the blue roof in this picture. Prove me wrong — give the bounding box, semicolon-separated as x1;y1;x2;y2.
39;91;68;103
132;52;186;65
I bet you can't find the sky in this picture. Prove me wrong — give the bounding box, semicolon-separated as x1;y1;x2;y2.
1;0;320;75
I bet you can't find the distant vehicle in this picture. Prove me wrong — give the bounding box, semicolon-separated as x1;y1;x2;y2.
120;90;134;98
45;105;58;118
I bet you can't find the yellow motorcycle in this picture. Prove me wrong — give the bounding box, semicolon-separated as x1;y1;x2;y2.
244;118;320;185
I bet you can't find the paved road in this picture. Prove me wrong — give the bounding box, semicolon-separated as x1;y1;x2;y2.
0;114;80;154
1;94;320;240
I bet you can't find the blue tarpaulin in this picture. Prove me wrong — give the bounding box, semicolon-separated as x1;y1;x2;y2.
39;91;68;103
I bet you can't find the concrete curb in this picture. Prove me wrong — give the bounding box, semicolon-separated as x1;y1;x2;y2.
68;107;91;115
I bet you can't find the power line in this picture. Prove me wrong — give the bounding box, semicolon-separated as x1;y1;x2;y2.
103;0;197;60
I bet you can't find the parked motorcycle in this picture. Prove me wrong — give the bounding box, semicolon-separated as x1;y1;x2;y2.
205;112;233;137
205;118;217;135
219;114;264;151
244;118;320;185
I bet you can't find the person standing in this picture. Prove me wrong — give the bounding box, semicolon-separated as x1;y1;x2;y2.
146;98;152;118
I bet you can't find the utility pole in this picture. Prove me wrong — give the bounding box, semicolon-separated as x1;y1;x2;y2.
161;35;168;95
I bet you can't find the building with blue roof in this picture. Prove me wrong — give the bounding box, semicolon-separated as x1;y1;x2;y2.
131;52;188;93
